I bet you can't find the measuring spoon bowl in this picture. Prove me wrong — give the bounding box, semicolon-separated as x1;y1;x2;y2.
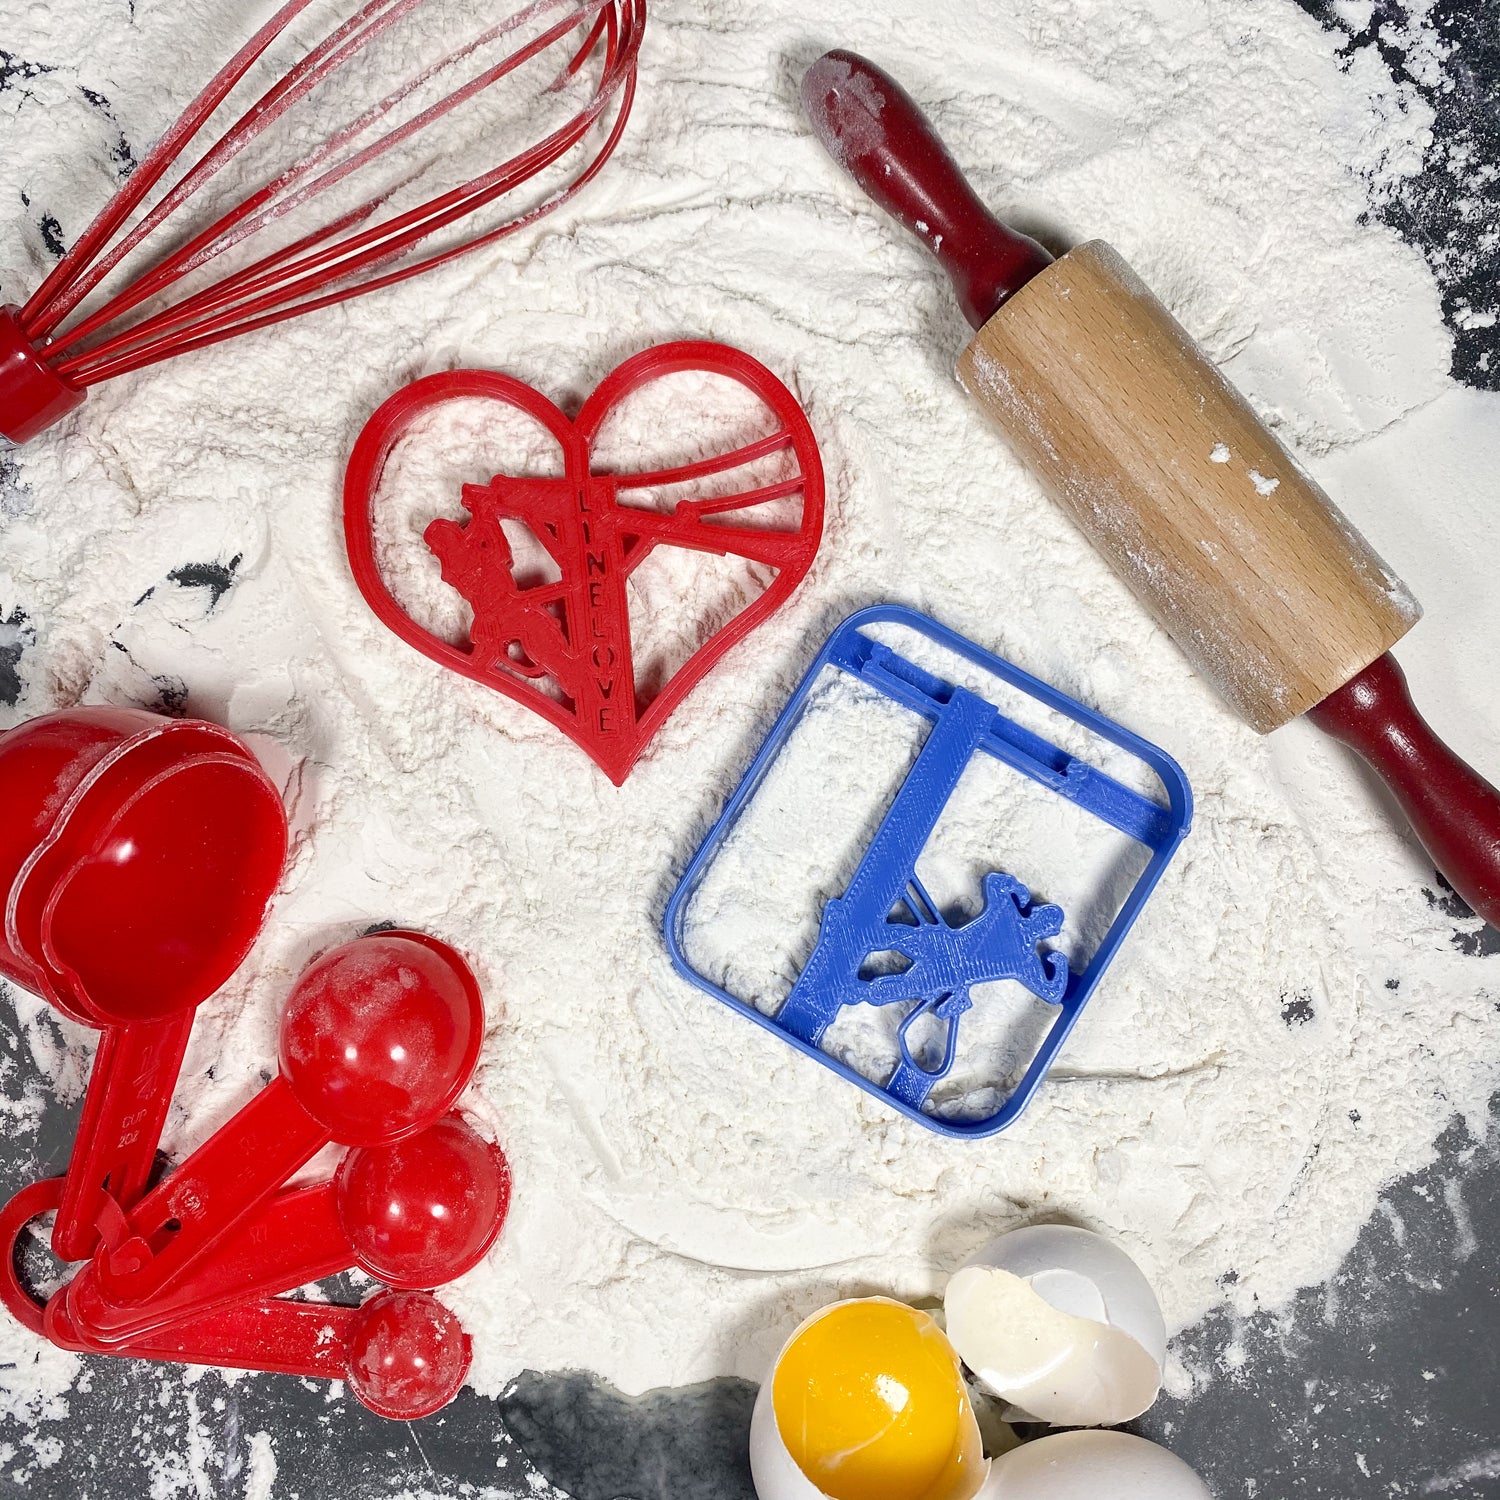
339;1111;510;1288
279;929;486;1147
39;750;286;1025
70;1113;509;1343
83;932;486;1320
347;1288;472;1420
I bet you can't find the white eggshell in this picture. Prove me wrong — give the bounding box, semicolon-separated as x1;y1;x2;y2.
749;1375;828;1500
944;1266;1161;1426
945;1226;1166;1425
963;1227;1166;1368
974;1430;1213;1498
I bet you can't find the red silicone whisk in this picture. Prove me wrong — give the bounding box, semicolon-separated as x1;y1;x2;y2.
0;0;647;444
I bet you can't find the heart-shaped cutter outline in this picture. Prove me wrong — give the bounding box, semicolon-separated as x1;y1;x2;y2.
344;340;825;784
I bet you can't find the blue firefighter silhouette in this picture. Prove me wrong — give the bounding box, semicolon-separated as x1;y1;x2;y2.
775;684;1069;1108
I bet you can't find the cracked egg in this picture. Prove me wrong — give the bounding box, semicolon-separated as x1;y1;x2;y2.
749;1296;988;1500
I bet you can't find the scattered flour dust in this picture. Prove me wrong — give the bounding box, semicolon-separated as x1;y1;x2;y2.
1;0;1498;1458
244;1432;277;1500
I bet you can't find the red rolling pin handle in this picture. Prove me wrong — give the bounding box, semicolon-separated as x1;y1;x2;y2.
1308;655;1500;929
801;48;1500;934
800;50;1052;330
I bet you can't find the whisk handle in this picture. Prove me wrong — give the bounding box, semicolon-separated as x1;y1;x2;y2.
0;307;85;444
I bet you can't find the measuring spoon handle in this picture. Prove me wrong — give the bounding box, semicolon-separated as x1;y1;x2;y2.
92;1077;330;1311
47;1284;357;1379
52;1013;195;1262
77;1180;347;1343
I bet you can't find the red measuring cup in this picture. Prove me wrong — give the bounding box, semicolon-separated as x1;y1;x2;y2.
69;1112;510;1343
74;930;485;1331
1;707;223;1006
0;708;288;1260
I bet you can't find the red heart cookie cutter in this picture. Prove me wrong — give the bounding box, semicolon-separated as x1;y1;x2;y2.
344;342;825;785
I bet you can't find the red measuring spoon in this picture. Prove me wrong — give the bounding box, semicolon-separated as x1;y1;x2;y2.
0;709;287;1260
42;1273;470;1420
75;930;484;1330
70;1112;510;1343
82;1289;471;1420
1;1176;476;1423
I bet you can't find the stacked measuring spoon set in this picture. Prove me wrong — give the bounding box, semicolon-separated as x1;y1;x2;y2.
0;707;508;1420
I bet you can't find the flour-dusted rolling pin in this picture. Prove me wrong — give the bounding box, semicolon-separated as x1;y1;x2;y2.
801;48;1500;929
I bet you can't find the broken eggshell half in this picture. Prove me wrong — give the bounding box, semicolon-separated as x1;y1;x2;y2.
943;1226;1166;1427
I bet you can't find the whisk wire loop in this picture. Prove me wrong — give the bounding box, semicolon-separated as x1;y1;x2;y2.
3;0;645;439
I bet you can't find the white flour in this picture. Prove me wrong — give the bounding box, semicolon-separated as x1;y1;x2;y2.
1;0;1498;1453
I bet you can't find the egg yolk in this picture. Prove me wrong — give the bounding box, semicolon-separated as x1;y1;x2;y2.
772;1298;979;1500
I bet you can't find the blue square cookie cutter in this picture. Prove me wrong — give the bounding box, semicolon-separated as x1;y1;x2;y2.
663;606;1193;1138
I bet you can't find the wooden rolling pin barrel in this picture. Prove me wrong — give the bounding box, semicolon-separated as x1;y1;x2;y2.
802;49;1500;930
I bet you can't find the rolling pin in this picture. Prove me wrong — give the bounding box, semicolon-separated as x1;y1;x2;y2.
801;49;1500;929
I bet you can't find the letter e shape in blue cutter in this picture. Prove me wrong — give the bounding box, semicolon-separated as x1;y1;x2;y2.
663;606;1193;1138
